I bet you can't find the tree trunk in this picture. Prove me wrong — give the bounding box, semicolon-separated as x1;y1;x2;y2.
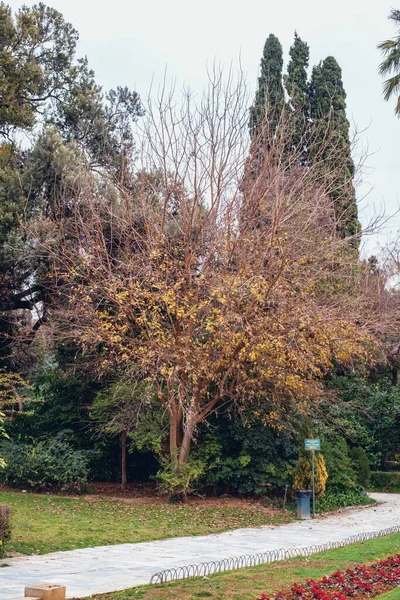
13;387;24;413
178;428;193;465
178;405;198;465
120;430;127;491
169;400;184;465
169;408;179;465
392;366;398;387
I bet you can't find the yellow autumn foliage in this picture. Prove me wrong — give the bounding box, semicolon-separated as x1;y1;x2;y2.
294;451;329;497
44;77;385;470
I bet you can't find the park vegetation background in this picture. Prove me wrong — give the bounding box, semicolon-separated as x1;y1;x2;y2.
1;2;400;508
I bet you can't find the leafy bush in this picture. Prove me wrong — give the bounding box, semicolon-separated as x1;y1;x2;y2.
194;419;297;496
0;431;94;493
319;432;358;493
316;488;374;512
0;505;11;558
350;446;370;488
326;373;400;471
369;471;400;492
156;457;206;501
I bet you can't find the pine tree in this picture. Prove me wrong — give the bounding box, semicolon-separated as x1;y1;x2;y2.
309;57;361;244
249;34;284;139
0;3;143;366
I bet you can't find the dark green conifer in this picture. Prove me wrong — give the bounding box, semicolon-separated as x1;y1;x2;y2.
285;32;310;113
349;446;370;488
309;57;361;244
249;34;284;139
284;32;310;162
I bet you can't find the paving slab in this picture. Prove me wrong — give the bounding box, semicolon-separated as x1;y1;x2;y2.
1;493;399;600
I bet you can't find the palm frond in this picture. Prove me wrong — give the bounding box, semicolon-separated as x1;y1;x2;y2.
378;46;400;75
388;8;400;25
382;73;400;102
378;39;397;54
379;8;400;114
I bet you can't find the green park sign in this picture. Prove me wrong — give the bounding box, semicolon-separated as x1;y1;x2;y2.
304;438;321;517
305;438;320;451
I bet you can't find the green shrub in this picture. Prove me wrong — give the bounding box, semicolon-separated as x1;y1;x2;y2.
350;446;370;488
326;373;400;471
319;432;358;493
195;420;297;496
0;505;11;558
316;489;374;513
0;431;94;493
369;471;400;491
156;457;206;501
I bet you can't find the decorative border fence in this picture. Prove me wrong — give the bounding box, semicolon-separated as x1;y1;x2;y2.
149;524;400;584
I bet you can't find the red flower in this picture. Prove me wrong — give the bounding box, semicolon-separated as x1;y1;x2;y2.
362;582;374;592
291;584;304;597
254;552;400;600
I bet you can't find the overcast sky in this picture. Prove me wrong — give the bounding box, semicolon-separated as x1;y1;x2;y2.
10;0;399;255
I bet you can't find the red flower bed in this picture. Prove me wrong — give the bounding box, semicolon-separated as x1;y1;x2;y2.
257;553;400;599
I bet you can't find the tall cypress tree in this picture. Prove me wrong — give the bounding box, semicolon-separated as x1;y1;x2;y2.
284;32;310;162
249;34;284;139
249;36;360;245
285;32;310;113
309;57;360;243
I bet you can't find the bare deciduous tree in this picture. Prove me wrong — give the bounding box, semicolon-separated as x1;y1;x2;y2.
37;70;385;488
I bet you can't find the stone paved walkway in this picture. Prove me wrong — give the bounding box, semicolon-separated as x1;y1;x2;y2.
2;493;400;600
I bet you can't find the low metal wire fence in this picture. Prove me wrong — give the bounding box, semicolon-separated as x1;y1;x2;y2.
149;524;400;584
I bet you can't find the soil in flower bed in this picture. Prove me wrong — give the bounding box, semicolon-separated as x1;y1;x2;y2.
258;554;400;600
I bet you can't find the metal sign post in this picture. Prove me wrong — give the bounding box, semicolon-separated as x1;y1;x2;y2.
311;449;315;516
304;438;320;517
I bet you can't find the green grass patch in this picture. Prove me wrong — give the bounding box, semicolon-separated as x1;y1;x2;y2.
1;491;293;555
87;532;400;600
376;590;400;599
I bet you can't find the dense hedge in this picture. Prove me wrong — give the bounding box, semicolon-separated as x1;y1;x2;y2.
369;471;400;492
0;431;93;493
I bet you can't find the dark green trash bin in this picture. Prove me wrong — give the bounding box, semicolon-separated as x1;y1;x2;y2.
296;489;311;519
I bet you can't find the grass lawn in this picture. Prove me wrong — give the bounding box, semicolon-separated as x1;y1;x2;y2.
377;591;400;599
86;532;400;600
1;490;293;555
